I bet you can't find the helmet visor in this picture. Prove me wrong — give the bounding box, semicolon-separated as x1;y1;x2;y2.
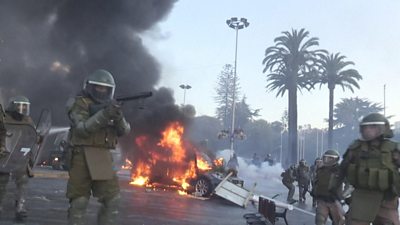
360;124;384;141
85;83;114;103
322;155;338;166
14;102;30;116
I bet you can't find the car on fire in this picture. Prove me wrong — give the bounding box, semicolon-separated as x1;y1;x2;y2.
188;153;244;197
48;131;69;170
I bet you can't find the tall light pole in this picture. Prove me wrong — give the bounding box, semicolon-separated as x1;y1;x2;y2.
179;84;191;105
226;17;249;151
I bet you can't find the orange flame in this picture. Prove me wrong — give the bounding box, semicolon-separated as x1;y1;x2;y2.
130;122;199;194
121;159;133;170
197;156;212;171
214;158;224;167
158;122;185;162
130;161;151;186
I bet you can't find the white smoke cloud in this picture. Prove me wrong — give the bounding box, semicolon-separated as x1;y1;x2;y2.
216;149;285;197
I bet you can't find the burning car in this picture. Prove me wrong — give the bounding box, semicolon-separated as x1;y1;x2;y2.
128;121;244;197
46;130;69;170
188;153;244;197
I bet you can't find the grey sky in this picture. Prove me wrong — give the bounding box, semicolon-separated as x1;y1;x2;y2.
143;0;400;128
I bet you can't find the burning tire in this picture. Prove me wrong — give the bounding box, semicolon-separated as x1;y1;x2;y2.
194;176;213;197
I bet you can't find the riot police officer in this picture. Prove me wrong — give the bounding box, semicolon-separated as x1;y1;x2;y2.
281;165;296;203
0;96;36;219
0;104;6;158
66;69;130;225
0;104;7;213
264;153;274;166
339;113;400;225
297;159;310;202
310;157;323;207
312;150;345;225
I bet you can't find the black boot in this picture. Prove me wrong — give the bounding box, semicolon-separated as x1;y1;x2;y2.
15;199;27;220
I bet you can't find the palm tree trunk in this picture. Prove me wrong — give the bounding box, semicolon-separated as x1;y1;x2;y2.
288;83;298;166
328;88;334;149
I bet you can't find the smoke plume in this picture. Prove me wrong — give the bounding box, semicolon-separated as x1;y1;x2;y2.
0;0;181;130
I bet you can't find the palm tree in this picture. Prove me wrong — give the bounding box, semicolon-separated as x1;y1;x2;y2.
262;28;324;165
318;52;362;149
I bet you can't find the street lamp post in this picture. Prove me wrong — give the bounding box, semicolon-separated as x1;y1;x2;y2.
226;17;249;151
179;84;192;105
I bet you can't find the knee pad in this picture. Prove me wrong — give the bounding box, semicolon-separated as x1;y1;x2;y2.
70;196;89;210
315;213;327;225
102;194;120;209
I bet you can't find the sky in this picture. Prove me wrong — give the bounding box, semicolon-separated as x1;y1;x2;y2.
142;0;400;129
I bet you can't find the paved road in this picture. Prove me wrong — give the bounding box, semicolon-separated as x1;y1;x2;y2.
0;167;316;225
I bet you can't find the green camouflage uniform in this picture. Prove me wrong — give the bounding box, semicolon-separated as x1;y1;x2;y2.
281;166;296;202
0;109;35;218
312;164;345;225
0;105;6;213
66;93;130;225
296;162;310;202
0;104;5;155
340;139;400;225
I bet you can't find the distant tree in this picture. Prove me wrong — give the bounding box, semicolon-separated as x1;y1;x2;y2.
333;97;383;148
215;64;240;128
186;115;225;151
262;28;324;165
234;96;260;128
317;52;362;149
334;97;382;130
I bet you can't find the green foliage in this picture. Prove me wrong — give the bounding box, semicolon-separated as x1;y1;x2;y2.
262;28;323;165
317;52;362;91
333;97;382;129
215;64;239;127
316;51;362;148
262;28;325;96
234;96;261;128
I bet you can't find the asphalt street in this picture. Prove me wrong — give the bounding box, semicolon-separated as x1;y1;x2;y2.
0;167;316;225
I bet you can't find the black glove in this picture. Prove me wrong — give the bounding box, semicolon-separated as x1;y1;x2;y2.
113;109;124;122
344;197;352;205
104;102;122;119
37;135;44;145
0;146;9;159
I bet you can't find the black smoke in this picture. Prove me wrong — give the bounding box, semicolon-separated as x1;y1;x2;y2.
0;0;201;159
0;0;196;129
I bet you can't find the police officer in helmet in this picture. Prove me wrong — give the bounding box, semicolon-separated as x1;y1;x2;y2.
0;96;36;219
297;159;310;203
0;103;7;214
312;150;345;225
339;113;400;225
281;164;297;203
66;69;130;225
310;157;323;207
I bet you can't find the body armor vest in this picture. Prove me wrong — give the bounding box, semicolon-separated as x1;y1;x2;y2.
4;112;35;127
297;165;310;184
281;168;295;183
68;96;119;149
346;139;400;192
314;165;339;198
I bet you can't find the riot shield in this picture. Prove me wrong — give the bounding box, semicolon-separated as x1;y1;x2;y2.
33;109;52;165
0;123;38;172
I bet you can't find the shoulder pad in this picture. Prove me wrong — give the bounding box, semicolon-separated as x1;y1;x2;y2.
66;95;91;109
347;140;361;150
65;97;77;113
